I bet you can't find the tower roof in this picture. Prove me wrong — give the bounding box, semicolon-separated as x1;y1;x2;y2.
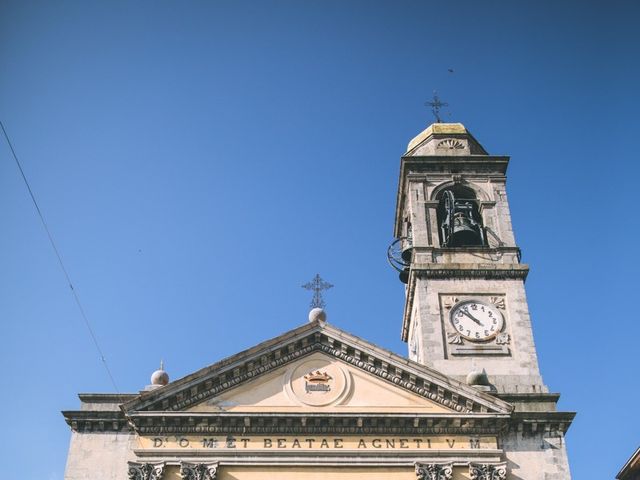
406;122;488;156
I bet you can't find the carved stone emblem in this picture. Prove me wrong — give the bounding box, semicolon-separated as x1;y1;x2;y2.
469;462;507;480
128;462;165;480
495;333;510;345
415;462;453;480
437;138;465;150
180;462;218;480
304;370;332;393
286;355;350;407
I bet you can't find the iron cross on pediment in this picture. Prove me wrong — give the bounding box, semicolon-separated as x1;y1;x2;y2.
425;91;449;123
302;274;333;309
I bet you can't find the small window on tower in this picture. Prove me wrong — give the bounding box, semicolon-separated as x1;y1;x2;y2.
436;186;486;247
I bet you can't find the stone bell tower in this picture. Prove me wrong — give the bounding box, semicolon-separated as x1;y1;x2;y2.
393;122;545;394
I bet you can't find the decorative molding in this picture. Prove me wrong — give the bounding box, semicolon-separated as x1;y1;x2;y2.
413;265;529;280
495;333;510;345
132;414;508;436
450;344;510;356
442;296;459;310
447;332;463;345
61;410;128;432
416;462;454;480
469;462;507;480
66;410;573;437
128;462;165;480
489;297;506;309
180;462;219;480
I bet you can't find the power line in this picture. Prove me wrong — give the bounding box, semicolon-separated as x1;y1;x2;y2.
1;120;122;396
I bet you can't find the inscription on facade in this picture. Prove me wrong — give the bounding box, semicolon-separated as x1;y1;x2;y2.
141;435;496;451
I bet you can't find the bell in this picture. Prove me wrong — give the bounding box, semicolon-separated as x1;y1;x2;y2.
401;246;413;263
449;212;482;247
399;268;410;284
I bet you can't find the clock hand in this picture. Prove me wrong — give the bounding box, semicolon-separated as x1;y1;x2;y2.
460;308;483;326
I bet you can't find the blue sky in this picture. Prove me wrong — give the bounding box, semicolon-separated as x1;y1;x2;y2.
1;1;638;478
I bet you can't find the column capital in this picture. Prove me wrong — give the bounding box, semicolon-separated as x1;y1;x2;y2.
415;462;454;480
469;462;507;480
128;462;166;480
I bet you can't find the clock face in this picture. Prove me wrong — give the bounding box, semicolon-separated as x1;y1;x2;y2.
450;300;504;341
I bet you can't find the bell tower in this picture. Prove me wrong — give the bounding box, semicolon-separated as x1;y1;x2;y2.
392;122;545;393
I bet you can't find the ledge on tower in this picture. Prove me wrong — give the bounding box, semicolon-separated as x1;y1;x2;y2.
406;123;488;156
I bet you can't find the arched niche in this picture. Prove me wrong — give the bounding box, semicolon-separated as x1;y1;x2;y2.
434;184;486;248
430;180;489;202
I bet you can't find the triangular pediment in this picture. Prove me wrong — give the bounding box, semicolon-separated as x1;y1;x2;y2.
122;320;512;416
186;352;453;413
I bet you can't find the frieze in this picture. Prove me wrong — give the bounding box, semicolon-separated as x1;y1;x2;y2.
128;462;165;480
141;435;497;451
415;462;454;480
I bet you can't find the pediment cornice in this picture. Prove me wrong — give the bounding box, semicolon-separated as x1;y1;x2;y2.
121;321;513;417
62;408;573;438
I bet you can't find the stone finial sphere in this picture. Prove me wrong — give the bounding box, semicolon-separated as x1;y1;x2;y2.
309;307;327;323
151;368;169;386
466;369;490;386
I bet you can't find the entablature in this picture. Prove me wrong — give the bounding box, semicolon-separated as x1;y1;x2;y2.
62;408;573;439
127;412;510;436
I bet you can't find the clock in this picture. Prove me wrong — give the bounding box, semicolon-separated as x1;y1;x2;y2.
450;300;504;341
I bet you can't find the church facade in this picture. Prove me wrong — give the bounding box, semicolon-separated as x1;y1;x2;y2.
63;123;574;479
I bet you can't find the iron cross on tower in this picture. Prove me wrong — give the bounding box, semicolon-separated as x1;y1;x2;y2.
302;274;333;309
425;91;449;123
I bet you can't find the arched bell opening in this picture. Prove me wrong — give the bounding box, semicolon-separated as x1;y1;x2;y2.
436;185;486;247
